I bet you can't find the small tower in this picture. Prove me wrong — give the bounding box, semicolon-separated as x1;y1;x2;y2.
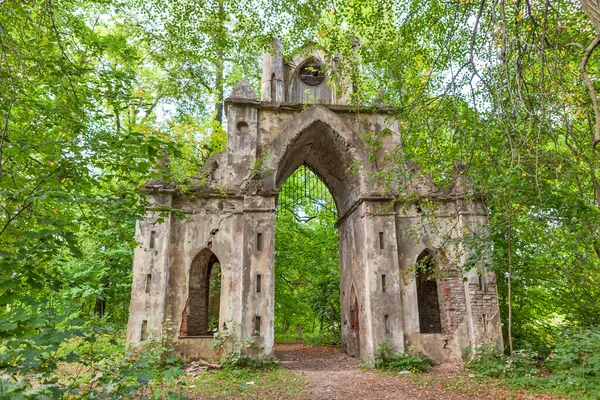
261;38;284;102
261;38;352;105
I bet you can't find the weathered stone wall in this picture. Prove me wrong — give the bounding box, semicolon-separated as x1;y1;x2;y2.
339;206;369;359
360;200;405;360
126;192;173;343
458;202;504;351
240;195;276;356
164;196;245;352
395;199;491;363
438;268;468;334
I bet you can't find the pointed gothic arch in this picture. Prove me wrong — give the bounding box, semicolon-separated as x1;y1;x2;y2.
415;249;442;334
180;248;222;337
263;106;373;216
128;43;504;363
348;283;361;357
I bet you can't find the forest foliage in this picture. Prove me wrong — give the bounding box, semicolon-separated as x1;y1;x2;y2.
1;0;600;397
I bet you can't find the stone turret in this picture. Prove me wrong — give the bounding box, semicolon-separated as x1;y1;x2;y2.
261;38;285;102
261;38;353;105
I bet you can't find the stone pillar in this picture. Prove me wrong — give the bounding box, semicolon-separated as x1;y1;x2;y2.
240;195;276;357
127;191;174;343
214;201;245;346
339;200;404;362
361;200;405;361
339;208;362;358
261;38;284;102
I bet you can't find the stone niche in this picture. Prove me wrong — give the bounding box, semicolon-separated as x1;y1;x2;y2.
126;40;503;363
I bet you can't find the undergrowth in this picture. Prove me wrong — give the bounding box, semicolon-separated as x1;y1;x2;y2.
372;341;434;373
1;322;285;399
467;327;600;399
213;326;280;371
0;323;185;399
219;353;280;370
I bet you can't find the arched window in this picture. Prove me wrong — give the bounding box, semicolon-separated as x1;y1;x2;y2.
270;72;276;102
350;294;359;333
180;248;221;336
416;250;442;334
289;58;331;104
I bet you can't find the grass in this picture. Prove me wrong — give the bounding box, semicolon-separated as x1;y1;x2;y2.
275;331;341;346
163;367;306;399
51;361;306;399
372;366;559;399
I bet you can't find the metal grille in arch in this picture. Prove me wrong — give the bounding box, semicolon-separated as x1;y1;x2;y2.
276;164;338;222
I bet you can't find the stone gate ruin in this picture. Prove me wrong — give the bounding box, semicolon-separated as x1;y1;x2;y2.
126;40;503;363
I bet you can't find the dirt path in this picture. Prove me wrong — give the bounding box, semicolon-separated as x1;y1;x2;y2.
274;343;560;400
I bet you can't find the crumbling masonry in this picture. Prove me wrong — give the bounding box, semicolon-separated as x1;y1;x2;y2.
126;41;504;363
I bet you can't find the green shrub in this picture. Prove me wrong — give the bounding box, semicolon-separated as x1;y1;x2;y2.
467;327;600;399
0;324;185;399
373;341;434;373
274;330;341;346
545;327;600;398
464;344;505;378
62;327;184;398
219;353;279;370
466;344;543;388
274;332;300;343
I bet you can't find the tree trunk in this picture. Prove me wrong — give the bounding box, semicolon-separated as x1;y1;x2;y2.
95;279;109;318
507;207;514;356
581;0;600;33
95;295;106;318
214;57;224;125
580;1;600;145
214;1;226;125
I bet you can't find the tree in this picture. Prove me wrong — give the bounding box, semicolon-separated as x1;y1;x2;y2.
0;1;210;391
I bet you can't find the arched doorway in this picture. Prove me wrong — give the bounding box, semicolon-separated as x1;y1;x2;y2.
127;63;504;363
180;248;221;337
265;107;383;359
415;250;442;334
274;164;341;346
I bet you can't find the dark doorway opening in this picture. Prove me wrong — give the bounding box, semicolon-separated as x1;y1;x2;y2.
180;248;221;336
416;250;442;334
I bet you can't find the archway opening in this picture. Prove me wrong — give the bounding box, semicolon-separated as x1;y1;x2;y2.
180;248;221;337
274;164;341;346
416;250;442;334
